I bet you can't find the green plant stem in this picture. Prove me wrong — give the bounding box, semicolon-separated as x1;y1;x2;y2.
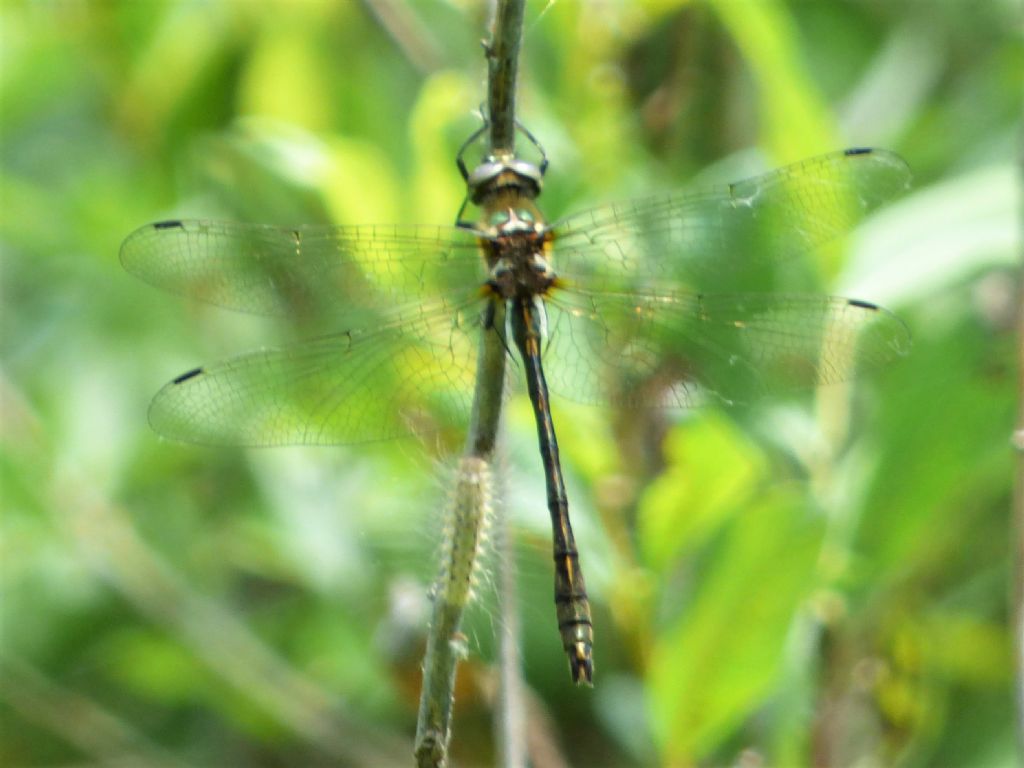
413;2;525;765
414;456;493;768
486;0;525;153
494;458;527;768
1013;149;1024;758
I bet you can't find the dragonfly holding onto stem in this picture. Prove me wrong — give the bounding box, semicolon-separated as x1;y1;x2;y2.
121;127;911;685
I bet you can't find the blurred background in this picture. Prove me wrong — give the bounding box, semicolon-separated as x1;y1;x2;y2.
1;1;1020;766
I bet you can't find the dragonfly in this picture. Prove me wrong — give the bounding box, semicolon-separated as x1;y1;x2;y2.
121;128;911;685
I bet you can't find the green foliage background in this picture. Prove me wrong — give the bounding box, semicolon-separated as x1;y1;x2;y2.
2;1;1019;766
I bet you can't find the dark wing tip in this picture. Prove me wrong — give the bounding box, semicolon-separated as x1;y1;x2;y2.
171;367;204;384
851;298;914;358
841;146;913;176
120;220;187;269
847;298;879;310
841;146;914;202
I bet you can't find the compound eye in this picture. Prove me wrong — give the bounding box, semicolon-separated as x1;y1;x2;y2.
489;210;511;227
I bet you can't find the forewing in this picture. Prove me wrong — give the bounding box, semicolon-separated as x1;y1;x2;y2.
542;288;911;408
120;219;485;319
549;148;911;291
148;297;484;446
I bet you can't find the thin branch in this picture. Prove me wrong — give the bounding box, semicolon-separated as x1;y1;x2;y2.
415;457;494;768
486;0;526;154
1012;131;1024;758
494;456;527;768
360;0;445;74
414;2;527;765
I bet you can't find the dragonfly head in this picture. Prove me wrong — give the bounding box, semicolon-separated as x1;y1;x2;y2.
466;153;544;206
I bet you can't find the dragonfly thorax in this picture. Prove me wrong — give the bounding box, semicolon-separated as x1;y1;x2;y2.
485;249;555;300
481;204;555;301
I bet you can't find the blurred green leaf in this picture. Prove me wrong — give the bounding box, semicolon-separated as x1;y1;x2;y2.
648;489;824;762
711;0;837;157
409;71;477;226
239;14;334;131
638;413;767;570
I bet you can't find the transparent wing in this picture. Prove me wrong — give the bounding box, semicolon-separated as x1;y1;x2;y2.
548;148;911;290
542;287;911;408
120;219;486;319
148;297;485;446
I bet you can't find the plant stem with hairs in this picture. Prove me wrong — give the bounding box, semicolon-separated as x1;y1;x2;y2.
414;2;526;766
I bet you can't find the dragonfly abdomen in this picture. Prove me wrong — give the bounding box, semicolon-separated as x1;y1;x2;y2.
509;295;594;684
